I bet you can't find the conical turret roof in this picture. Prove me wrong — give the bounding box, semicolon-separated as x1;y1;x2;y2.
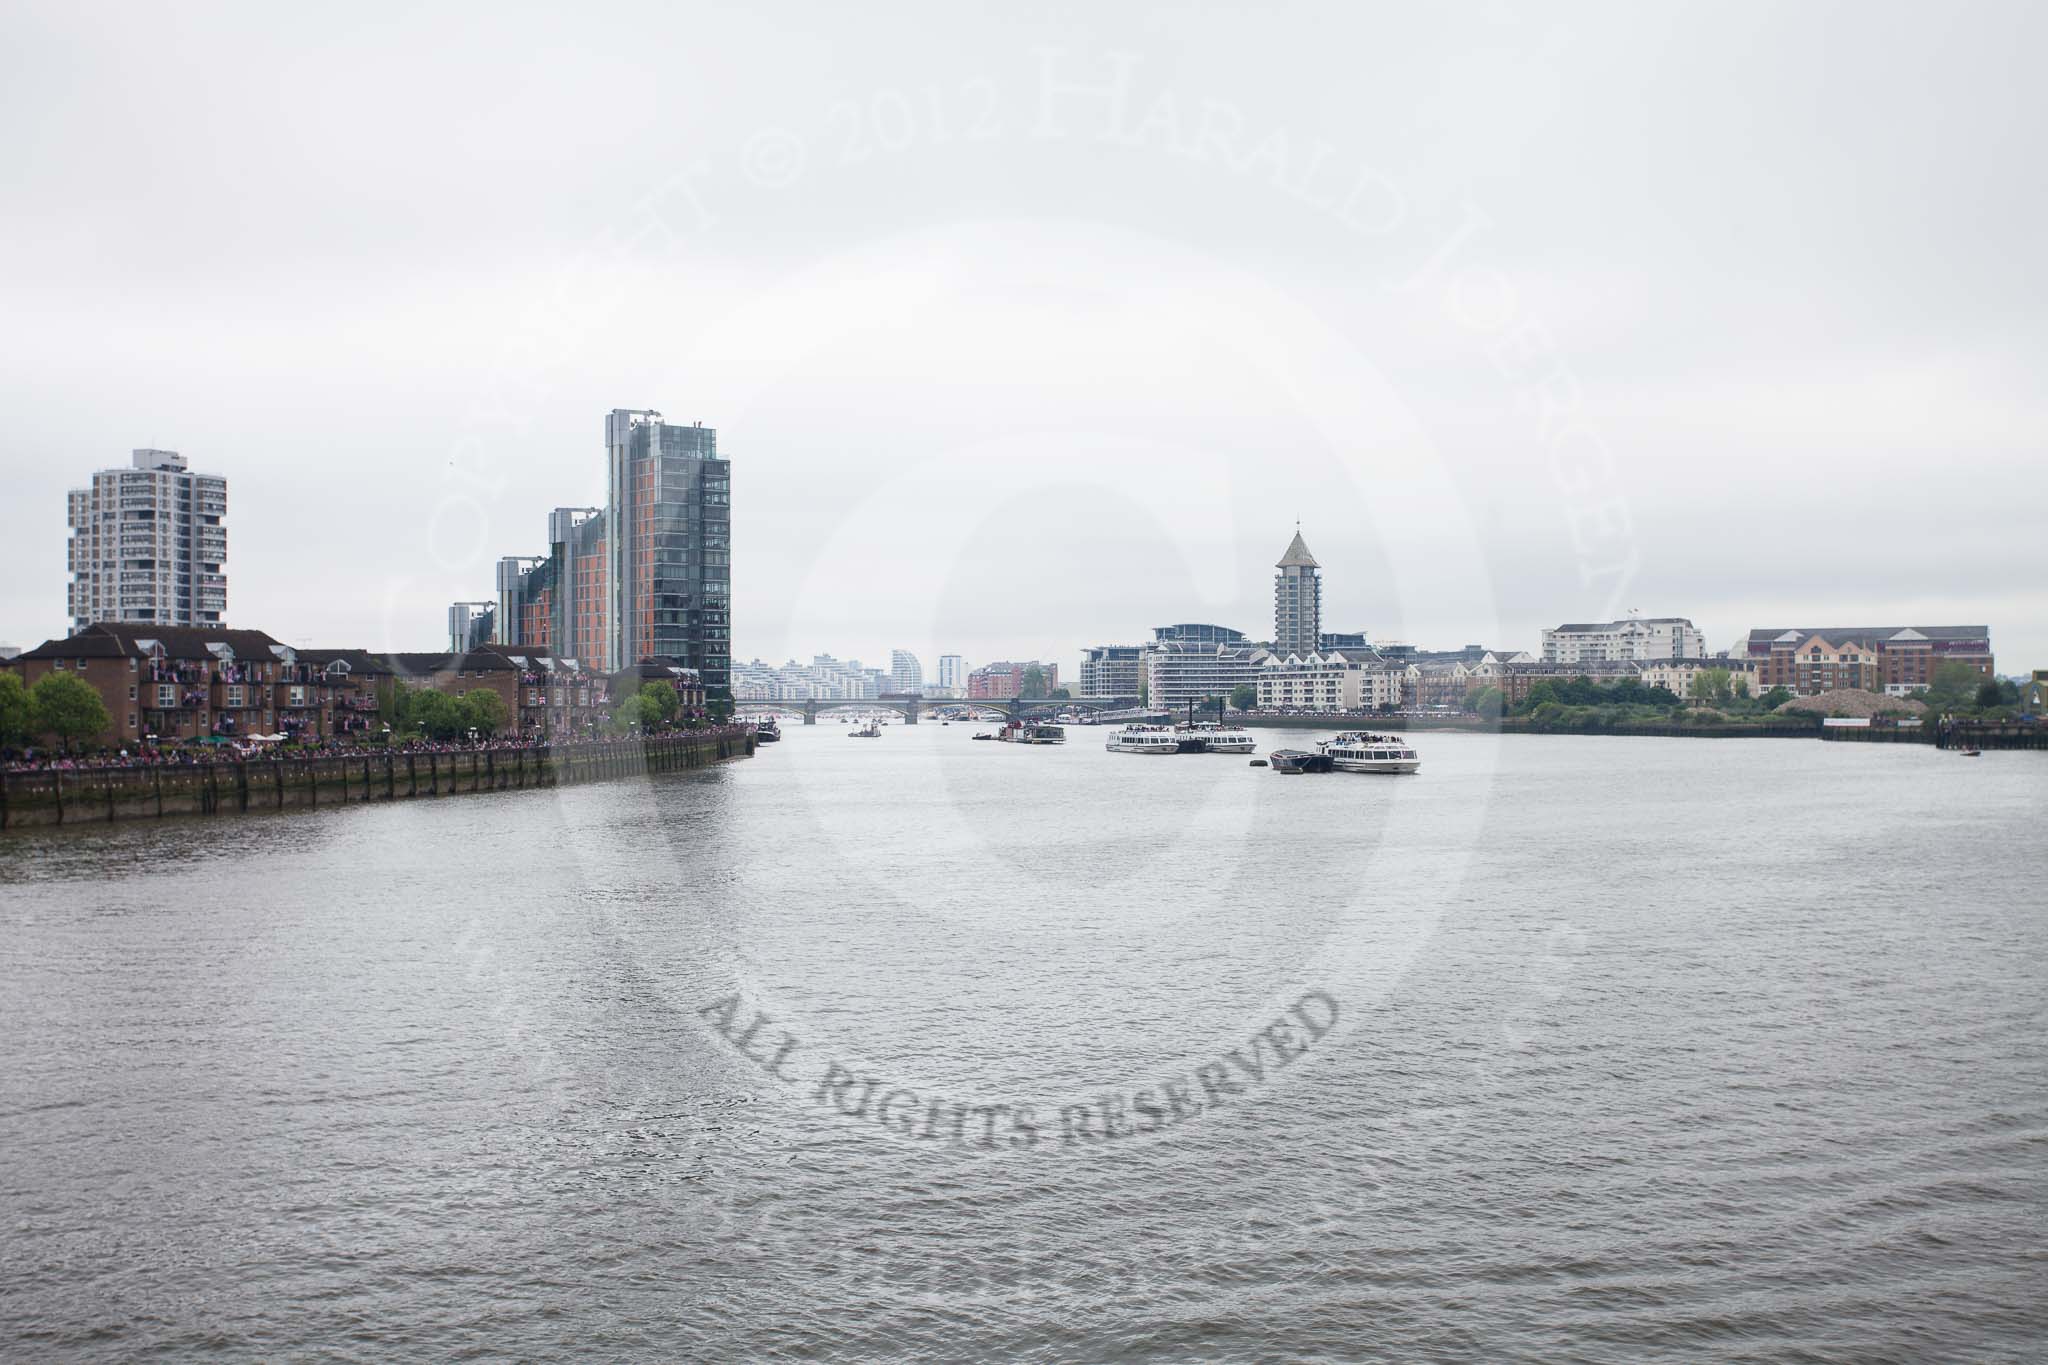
1276;529;1319;569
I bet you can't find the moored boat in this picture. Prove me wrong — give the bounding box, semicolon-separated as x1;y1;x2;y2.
1318;732;1420;774
1172;722;1257;754
1104;724;1180;754
1268;748;1334;774
997;720;1066;744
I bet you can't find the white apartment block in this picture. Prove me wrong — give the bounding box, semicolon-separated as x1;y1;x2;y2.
1541;617;1704;664
67;450;227;632
1635;656;1758;700
1255;650;1402;712
889;650;924;692
1144;643;1264;712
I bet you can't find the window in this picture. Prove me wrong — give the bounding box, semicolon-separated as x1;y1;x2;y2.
128;686;137;700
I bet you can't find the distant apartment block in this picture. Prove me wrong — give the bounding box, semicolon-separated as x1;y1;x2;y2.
1745;626;1993;696
1079;644;1145;697
936;654;966;692
889;650;924;692
67;450;228;632
473;411;728;695
1542;617;1704;663
448;602;494;652
967;661;1059;700
732;655;883;701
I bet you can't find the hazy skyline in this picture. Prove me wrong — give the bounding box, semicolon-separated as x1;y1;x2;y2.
4;3;2042;673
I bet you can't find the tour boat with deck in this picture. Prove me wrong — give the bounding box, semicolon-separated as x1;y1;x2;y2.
1172;721;1257;754
1104;724;1181;755
1317;732;1420;774
754;717;781;743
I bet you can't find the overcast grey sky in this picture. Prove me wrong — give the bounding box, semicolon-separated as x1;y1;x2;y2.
3;2;2042;674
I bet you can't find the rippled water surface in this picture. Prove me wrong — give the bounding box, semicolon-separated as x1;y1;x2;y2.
2;726;2044;1361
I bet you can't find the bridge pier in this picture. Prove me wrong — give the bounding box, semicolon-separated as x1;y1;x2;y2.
803;700;817;725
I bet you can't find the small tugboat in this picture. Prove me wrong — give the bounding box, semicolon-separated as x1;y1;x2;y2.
1318;732;1420;774
849;721;881;738
971;731;996;741
753;717;781;743
1268;748;1334;774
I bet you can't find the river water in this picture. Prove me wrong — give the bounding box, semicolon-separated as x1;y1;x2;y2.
2;724;2043;1361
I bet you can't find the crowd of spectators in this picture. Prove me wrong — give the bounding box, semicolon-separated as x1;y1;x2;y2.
2;725;749;774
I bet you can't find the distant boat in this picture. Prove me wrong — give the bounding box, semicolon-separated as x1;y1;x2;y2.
754;717;781;743
997;720;1065;745
849;721;881;738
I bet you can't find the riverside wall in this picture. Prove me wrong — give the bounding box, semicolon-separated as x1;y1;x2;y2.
0;730;754;832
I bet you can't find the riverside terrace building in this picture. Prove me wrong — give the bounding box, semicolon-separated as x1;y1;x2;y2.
9;625;392;746
1542;617;1705;664
1402;650;1535;709
1497;660;1645;708
967;661;1060;700
1255;651;1402;712
382;647;618;740
1635;656;1760;701
1744;626;1995;697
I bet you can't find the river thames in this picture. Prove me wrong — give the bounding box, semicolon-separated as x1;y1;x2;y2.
2;725;2043;1360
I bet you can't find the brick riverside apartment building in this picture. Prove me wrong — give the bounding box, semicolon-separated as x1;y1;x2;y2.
6;625;680;749
967;661;1060;699
1744;626;1994;697
10;625;391;746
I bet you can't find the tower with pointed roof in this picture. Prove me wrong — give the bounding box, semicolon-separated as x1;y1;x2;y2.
1273;526;1323;656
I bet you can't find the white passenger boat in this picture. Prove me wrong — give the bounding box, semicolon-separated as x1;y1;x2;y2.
1104;724;1181;754
1172;722;1257;754
1317;732;1420;774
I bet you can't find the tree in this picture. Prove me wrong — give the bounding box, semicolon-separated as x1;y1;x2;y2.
1730;675;1751;699
1229;683;1258;712
1049;686;1072;700
1923;661;1981;714
1759;685;1793;710
1689;668;1732;705
1463;685;1503;719
1973;680;2008;711
639;680;681;729
405;688;464;741
460;688;510;737
612;693;652;732
29;673;111;753
0;672;31;750
1019;664;1047;699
